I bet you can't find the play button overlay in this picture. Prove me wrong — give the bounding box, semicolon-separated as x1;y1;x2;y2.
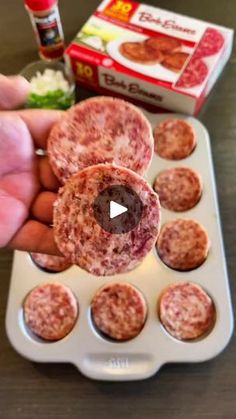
93;185;143;234
110;201;128;219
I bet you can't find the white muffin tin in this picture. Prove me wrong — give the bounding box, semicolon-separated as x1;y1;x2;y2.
6;111;233;381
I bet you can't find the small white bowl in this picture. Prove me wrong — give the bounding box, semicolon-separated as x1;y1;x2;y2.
20;60;75;110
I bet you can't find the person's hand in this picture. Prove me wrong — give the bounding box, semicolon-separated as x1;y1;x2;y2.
0;75;62;255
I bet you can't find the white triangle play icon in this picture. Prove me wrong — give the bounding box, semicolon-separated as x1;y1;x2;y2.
110;201;128;219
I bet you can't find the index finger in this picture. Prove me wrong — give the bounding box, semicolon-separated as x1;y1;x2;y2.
17;109;63;149
8;220;61;255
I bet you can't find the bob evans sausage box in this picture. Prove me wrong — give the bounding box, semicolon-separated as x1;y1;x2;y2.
65;0;233;114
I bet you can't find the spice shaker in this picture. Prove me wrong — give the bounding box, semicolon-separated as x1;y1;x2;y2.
24;0;65;61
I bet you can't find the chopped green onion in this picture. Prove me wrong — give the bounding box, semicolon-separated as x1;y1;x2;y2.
27;69;74;110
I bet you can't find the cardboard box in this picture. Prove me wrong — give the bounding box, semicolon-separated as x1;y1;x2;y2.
65;0;234;114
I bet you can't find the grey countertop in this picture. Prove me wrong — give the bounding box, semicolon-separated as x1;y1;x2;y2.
0;1;236;418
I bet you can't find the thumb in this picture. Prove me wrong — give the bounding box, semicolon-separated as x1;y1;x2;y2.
0;75;30;110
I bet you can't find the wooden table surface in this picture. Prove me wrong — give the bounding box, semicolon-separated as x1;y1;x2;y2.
0;1;236;418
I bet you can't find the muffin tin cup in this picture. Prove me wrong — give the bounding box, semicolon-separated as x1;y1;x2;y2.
6;112;234;381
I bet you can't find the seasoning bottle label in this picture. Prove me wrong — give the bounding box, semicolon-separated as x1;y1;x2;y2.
32;9;64;47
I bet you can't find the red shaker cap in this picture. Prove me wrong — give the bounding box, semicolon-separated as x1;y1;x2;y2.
24;0;57;11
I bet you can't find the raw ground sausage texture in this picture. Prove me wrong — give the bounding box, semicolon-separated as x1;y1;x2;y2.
53;164;161;276
23;283;78;341
30;253;72;273
195;28;224;58
176;58;208;88
157;219;210;271
154;119;196;160
48;96;154;183
91;282;147;341
153;167;202;212
159;282;216;340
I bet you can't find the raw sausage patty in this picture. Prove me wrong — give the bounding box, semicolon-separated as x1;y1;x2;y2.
176;58;208;88
195;28;224;58
157;219;209;270
23;283;78;341
145;37;181;54
159;282;216;340
30;253;72;273
91;283;147;341
48;96;153;183
161;52;189;72
153;167;202;212
154;119;196;160
53;164;161;276
119;41;163;64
